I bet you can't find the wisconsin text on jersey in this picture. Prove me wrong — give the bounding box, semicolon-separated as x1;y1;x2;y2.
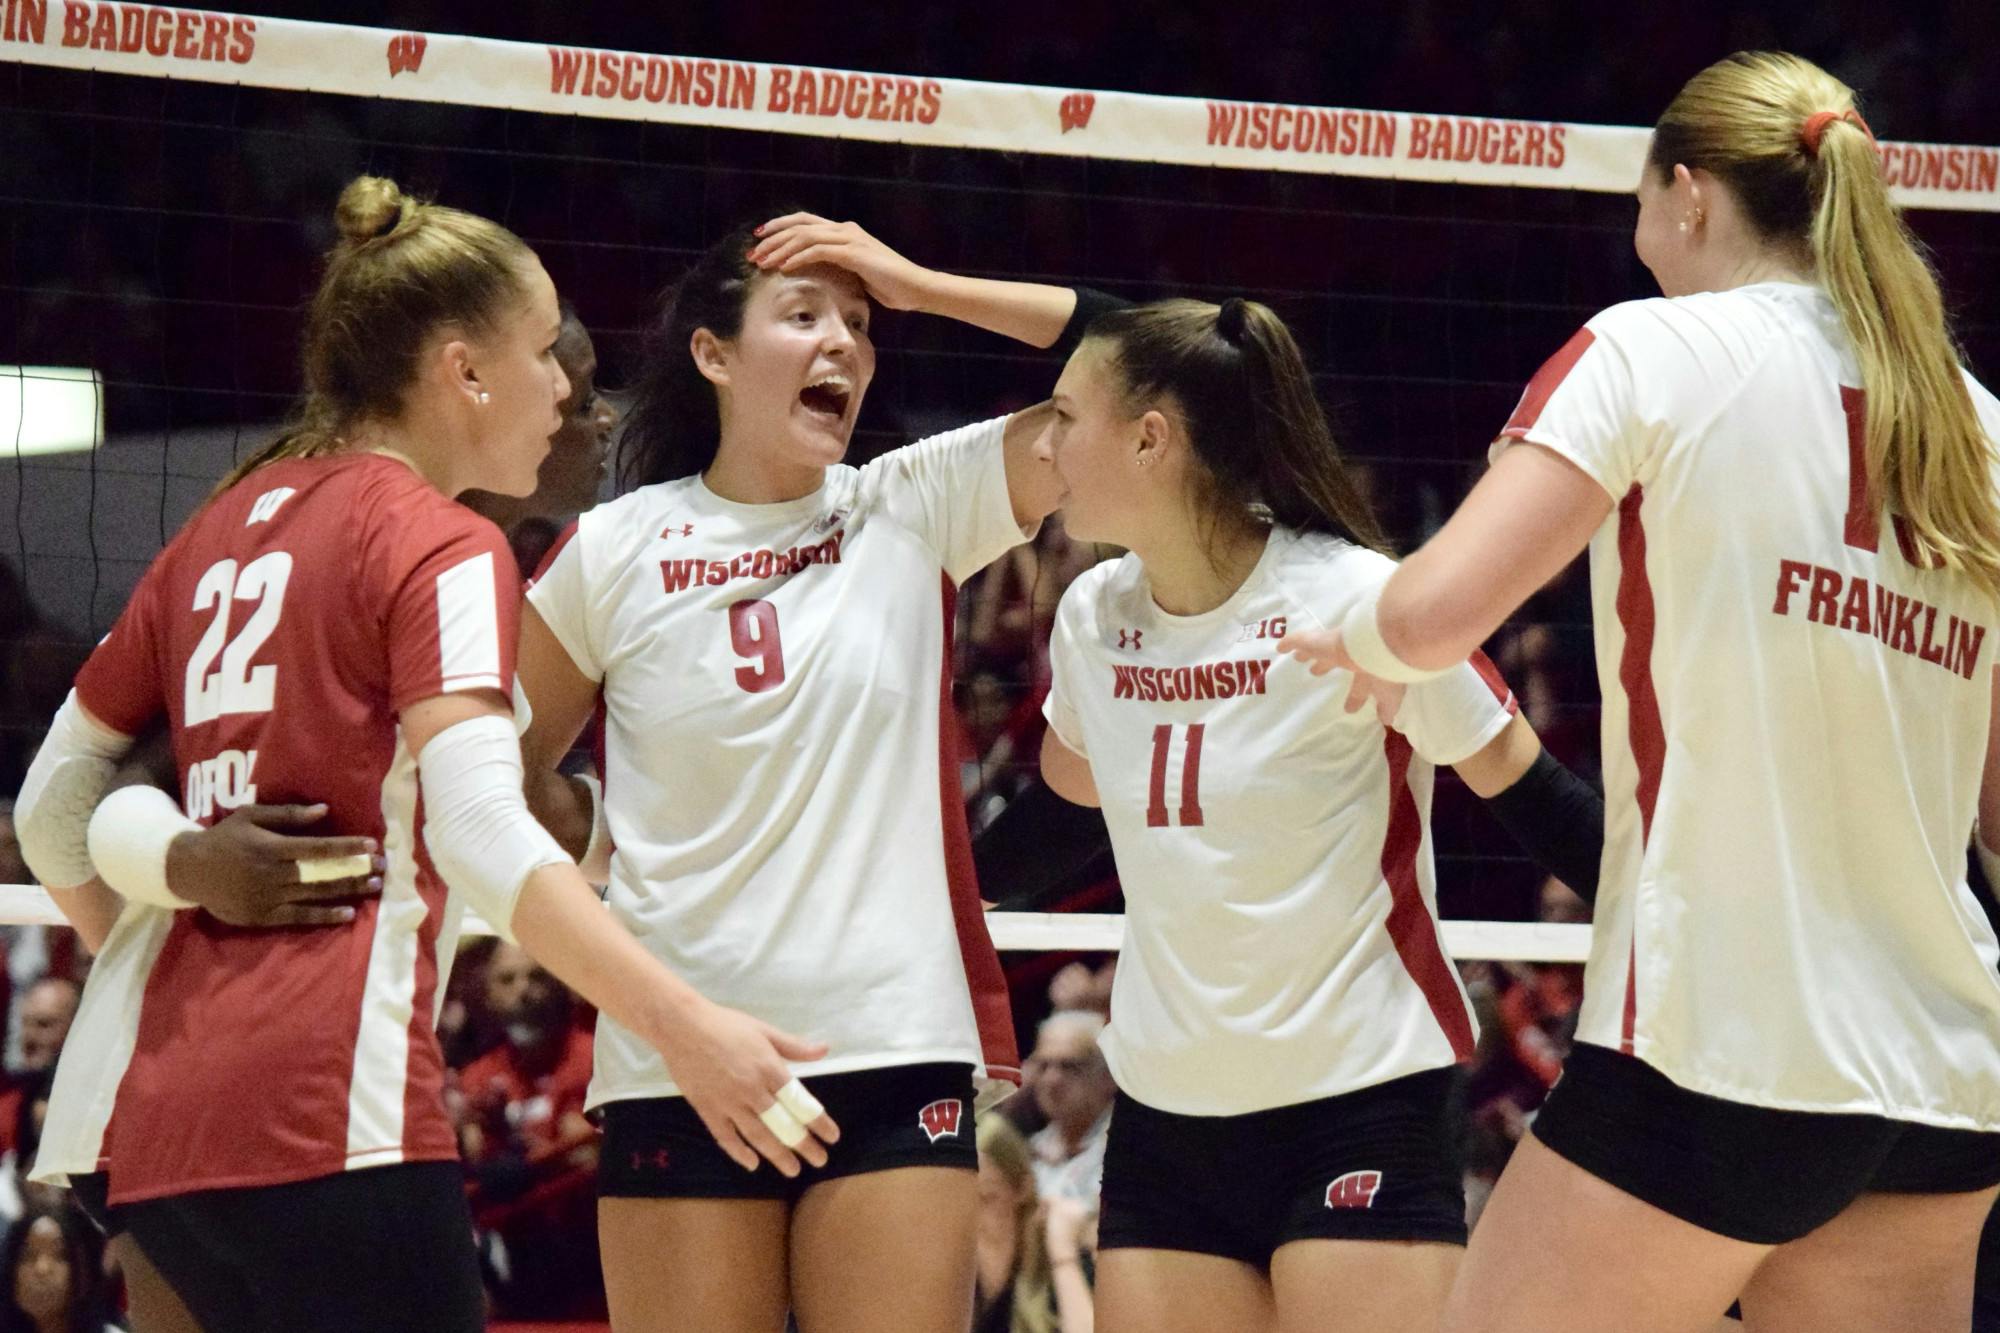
1772;559;1987;680
660;529;845;592
1110;658;1273;701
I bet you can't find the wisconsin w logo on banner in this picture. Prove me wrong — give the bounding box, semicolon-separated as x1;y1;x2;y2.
386;32;427;77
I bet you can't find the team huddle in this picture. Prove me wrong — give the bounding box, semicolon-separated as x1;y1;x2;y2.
15;48;2000;1333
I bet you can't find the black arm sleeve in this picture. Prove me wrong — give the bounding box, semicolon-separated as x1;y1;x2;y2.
1478;748;1606;905
973;779;1115;912
1050;286;1133;358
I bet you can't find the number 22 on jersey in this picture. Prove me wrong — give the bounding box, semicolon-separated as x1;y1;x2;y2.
184;553;293;725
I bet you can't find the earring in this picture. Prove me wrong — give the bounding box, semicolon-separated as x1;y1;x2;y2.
477;391;491;404
1678;219;1689;234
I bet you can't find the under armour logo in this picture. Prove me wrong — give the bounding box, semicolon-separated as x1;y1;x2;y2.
629;1148;670;1172
1118;628;1144;650
812;509;848;534
1059;92;1096;134
1325;1170;1382;1209
660;523;694;538
386;32;427;77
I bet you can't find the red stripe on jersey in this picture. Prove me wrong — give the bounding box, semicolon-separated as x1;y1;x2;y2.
1379;733;1476;1061
1615;487;1664;842
935;578;1021;1087
1467;650;1520;715
527;519;581;588
1500;328;1596;439
1614;485;1661;1056
1839;387;1879;552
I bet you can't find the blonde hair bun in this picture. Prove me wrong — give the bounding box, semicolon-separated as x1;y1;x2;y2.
334;175;413;246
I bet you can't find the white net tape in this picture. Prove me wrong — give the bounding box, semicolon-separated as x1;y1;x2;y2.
4;5;1996;212
0;884;1591;963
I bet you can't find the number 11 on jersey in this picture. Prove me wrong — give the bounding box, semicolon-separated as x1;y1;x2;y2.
1147;723;1206;828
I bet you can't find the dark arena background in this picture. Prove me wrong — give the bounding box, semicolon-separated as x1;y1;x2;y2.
3;1;1997;1327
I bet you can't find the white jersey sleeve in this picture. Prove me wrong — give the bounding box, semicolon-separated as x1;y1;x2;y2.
525;521;604;684
1493;299;1752;500
1042;579;1095;757
1394;657;1518;766
862;416;1029;584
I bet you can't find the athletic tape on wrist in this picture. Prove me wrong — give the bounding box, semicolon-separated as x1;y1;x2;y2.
87;786;199;910
1336;589;1449;684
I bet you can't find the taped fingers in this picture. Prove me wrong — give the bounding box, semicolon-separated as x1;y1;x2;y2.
758;1101;809;1149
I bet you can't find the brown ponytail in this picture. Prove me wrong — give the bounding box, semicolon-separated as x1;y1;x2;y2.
216;175;535;494
1651;52;2000;602
1085;298;1390;563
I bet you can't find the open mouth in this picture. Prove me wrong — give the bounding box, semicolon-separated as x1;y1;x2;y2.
798;373;852;425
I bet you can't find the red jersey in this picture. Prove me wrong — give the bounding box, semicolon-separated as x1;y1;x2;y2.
73;454;519;1204
458;1027;595;1164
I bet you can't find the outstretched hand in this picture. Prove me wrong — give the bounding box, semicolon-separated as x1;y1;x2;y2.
747;213;936;311
1276;626;1406;724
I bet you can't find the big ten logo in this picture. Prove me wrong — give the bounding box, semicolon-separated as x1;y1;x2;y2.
1059;92;1096;134
386;31;426;77
1239;616;1288;641
185;749;259;821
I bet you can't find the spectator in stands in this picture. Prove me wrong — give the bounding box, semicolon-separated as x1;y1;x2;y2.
0;1202;110;1333
456;943;595;1173
976;1114;1095;1333
455;942;599;1320
14;984;75;1077
1028;1011;1115;1203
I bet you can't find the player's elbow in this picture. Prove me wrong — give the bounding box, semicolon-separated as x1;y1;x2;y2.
418;715;573;940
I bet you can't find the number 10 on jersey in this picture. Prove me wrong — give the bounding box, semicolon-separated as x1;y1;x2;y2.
1147;723;1206;827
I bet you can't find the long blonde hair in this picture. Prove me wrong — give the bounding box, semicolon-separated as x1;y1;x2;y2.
215;175;534;494
976;1114;1057;1333
1649;52;2000;603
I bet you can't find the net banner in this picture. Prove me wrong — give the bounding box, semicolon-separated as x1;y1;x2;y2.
5;1;1997;212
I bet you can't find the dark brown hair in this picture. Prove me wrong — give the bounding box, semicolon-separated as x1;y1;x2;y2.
617;220;763;491
217;175;535;493
1084;297;1389;558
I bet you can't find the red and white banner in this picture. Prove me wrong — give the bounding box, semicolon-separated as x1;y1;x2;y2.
5;3;1997;212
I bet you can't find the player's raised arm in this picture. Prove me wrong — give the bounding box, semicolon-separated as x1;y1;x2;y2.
748;212;1092;348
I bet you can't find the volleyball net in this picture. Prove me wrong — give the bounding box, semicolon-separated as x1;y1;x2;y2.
4;7;1998;970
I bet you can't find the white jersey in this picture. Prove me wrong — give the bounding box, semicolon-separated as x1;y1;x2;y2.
1496;281;2000;1127
529;418;1028;1109
1043;528;1515;1115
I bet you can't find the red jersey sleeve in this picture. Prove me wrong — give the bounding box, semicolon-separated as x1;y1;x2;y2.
73;565;167;736
373;502;522;714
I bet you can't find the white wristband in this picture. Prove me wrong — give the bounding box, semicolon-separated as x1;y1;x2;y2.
88;785;200;910
1337;591;1450;684
577;773;613;887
